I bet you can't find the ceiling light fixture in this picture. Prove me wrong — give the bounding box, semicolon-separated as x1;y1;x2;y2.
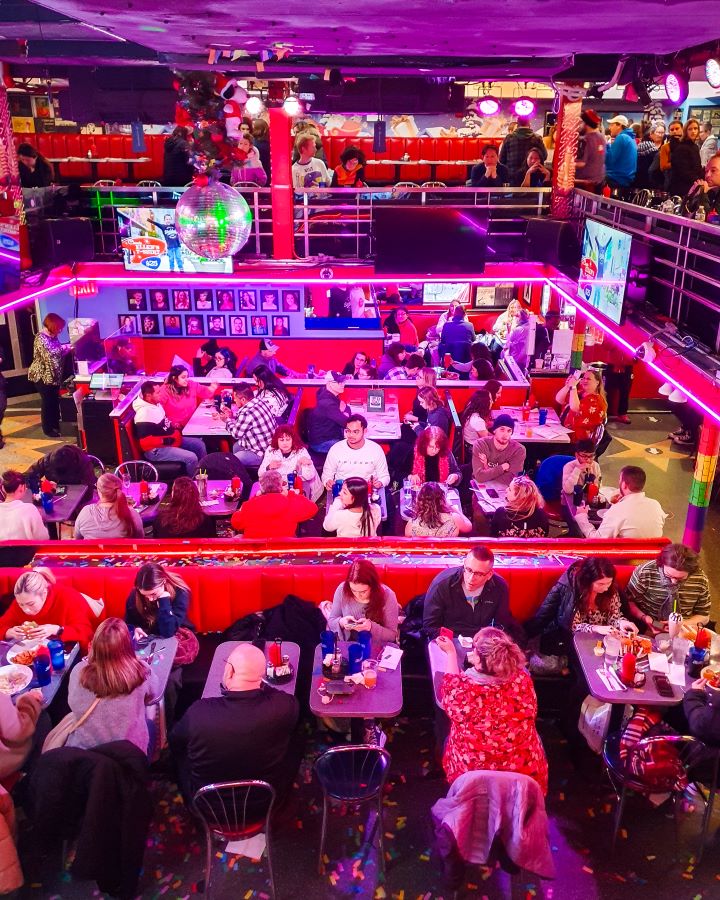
663;70;688;104
706;57;720;90
477;96;500;116
513;96;536;117
282;94;301;116
244;96;264;117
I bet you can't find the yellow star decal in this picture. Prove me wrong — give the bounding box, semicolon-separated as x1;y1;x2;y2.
604;433;689;472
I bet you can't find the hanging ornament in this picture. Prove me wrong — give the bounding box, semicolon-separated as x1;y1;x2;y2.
175;180;252;259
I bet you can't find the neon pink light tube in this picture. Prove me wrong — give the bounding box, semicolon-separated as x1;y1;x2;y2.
0;278;75;315
76;274;549;286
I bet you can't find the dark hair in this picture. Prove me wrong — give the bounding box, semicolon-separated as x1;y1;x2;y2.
252;119;269;140
251;363;291;402
240;132;255;147
17;142;39;159
418;386;443;410
140;380;158;399
386;342;406;364
485;379;502;402
452;307;466;322
415;424;449;457
341;477;375;537
270;425;305;452
620;465;646;492
472;359;497;380
171;126;190;140
340;145;366;166
346;413;368;430
133;563;189;631
165;365;189;395
575;439;597;455
469;545;494;564
405;353;425;371
658;543;699;575
470;343;493;363
214;348;235;374
1;470;25;495
461;389;492;429
481;144;498;157
573;557;617;615
233;385;255;403
358;365;378;378
156;476;206;536
414;482;451;529
342;559;385;625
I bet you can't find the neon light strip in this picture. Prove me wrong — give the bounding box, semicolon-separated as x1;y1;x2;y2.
77;275;549;286
549;279;720;427
0;250;19;263
0;278;75;315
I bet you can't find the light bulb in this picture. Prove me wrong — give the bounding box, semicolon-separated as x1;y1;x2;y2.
478;96;500;116
513;97;536;118
283;94;301;116
245;96;264;117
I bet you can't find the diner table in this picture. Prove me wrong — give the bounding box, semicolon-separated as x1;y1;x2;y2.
309;642;403;725
497;405;572;444
202;641;301;699
469;480;508;516
0;640;80;708
400;484;462;521
573;631;696;733
348;400;401;441
197;480;243;517
123;481;168;524
182;401;230;438
20;484;88;539
561;485;613;537
48;156;151;182
134;636;178;703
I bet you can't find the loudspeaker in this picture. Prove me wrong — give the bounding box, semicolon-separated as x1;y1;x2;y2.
28;217;95;268
524;217;580;268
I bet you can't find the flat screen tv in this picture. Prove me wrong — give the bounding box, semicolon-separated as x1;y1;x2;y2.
373;208;487;276
117;207;233;274
422;283;472;306
577;220;633;325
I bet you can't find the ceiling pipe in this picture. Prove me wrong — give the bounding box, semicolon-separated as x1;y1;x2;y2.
597;56;629;93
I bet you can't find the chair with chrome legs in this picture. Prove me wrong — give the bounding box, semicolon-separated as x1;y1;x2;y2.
314;745;391;876
193;780;277;898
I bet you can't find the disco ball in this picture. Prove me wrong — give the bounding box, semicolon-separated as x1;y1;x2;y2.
175;181;252;259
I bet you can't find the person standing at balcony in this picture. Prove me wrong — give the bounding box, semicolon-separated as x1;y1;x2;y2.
668;119;703;198
658;120;684;191
498;117;547;186
605;116;637;192
469;145;510;187
292;134;330;191
251;119;271;184
17;143;53;188
162;126;194;187
699;122;719;167
575;109;606;191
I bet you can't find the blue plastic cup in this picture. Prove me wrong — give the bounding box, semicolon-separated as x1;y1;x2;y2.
348;642;363;675
358;631;372;660
572;484;584;506
321;630;335;657
41;492;53;514
287;472;296;489
33;655;51;687
538;408;548;426
333;479;344;498
47;639;65;671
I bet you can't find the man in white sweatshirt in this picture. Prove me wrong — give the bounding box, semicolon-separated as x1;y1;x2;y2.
574;465;666;539
322;414;390;490
0;470;49;540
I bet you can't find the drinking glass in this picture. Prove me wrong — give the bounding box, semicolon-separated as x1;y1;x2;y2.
603;634;621;669
362;659;378;689
121;472;132;492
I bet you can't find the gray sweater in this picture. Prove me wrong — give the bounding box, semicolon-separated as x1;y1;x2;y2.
471;436;527;486
326;582;399;645
73;503;144;540
66;660;158;754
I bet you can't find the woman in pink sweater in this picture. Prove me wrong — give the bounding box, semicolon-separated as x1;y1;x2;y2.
158;365;217;429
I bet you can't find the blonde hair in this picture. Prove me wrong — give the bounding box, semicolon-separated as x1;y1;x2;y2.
14;567;55;600
417;367;437;387
581;367;606;403
472;627;526;679
505;475;544;520
81;617;148;697
96;473;137;537
294;133;316;155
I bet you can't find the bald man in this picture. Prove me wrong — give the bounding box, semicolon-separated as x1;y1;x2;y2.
170;644;300;804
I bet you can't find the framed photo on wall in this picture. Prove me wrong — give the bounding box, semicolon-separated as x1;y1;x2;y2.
239;289;257;311
185;314;204;336
281;289;301;312
126;288;147;311
193;289;214;310
251;315;268;336
230;315;247;336
149;289;169;311
172;289;191;310
118;314;138;333
207;314;227;336
163;314;183;335
272;315;290;337
141;314;159;335
260;289;279;311
216;289;236;311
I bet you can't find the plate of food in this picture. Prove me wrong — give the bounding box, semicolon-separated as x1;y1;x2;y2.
6;641;43;666
0;664;33;695
700;666;720;688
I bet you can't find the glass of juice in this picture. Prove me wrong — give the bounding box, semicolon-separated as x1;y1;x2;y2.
362;659;378;689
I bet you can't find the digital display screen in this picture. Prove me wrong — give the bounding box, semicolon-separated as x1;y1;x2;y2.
117;207;233;274
89;373;124;389
578;220;633;325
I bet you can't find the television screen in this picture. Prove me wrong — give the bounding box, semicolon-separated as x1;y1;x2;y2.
374;208;487;276
577;220;633;325
89;373;124;389
422;283;472;306
117;207;233;273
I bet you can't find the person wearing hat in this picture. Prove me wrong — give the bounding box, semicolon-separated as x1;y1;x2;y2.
605;115;637;190
575;109;606;191
471;414;526;488
193;338;220;377
244;339;295;380
307;371;352;453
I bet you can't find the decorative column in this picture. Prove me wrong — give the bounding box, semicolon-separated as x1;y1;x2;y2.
683;418;720;551
549;84;585;220
268;107;294;260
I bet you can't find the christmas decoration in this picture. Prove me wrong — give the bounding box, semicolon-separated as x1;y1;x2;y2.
175;180;252;259
220;79;248;140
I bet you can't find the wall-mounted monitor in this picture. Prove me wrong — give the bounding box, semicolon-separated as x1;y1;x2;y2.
117;207;233;274
577;220;633;326
89;373;124;389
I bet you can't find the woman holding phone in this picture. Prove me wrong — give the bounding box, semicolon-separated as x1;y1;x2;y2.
326;559;399;645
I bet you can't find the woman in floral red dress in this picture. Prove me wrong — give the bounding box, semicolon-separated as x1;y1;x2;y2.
555;368;607;443
436;628;548;794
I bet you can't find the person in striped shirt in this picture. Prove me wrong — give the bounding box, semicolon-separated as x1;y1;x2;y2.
625;543;711;635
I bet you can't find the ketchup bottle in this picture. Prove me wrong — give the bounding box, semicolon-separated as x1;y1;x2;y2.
139;479;149;503
230;475;241;494
269;638;282;667
620;652;637;686
294;474;303;495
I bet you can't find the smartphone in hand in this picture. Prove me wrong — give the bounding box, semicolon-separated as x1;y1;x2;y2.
439;627;454;640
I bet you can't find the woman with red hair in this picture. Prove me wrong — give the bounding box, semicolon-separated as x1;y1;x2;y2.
258;425;322;500
411;425;461;487
327;559;399;646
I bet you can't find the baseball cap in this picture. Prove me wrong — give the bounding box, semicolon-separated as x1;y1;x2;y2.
325;370;348;384
259;339;278;352
607;115;630;128
581;109;601;127
489;414;516;433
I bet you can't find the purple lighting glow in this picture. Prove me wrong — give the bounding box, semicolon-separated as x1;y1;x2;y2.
513;96;536;118
477;97;501;116
664;71;688;104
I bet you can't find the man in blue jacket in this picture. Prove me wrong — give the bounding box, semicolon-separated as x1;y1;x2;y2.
605;115;638;190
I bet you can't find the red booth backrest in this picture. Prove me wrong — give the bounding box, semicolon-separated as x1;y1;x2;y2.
13;133;165;182
0;564;635;634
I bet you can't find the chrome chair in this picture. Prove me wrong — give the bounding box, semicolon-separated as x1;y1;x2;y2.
114;460;159;482
393;181;420;188
314;744;391;875
92;179;118;187
421;180;447;188
86;455;106;478
193;781;276;898
603;731;701;852
137;180;161;187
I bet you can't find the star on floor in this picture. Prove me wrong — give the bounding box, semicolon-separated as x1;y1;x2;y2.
605;433;690;472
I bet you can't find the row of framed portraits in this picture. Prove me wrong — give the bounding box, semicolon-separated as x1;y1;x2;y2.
117;313;291;337
125;287;303;313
